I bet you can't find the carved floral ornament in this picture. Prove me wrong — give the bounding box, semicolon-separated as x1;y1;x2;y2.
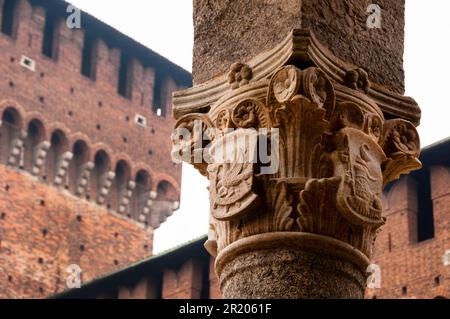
172;62;421;261
171;30;421;268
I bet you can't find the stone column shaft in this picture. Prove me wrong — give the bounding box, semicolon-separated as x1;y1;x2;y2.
173;2;421;299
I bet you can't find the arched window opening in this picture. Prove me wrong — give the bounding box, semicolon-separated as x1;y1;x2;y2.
109;160;131;213
156;180;178;202
1;108;22;164
45;130;68;183
133;170;151;220
91;150;111;201
68;140;90;193
24;119;45;172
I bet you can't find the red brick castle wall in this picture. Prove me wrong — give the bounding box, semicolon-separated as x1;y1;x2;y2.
0;0;190;298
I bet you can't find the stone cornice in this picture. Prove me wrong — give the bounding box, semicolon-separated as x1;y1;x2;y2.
173;29;420;126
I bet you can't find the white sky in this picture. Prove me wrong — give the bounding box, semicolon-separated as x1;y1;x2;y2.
65;0;450;253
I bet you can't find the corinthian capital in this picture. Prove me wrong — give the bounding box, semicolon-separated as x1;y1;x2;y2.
172;30;421;299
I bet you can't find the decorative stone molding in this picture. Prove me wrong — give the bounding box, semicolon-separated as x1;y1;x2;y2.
173;30;420;125
31;141;51;175
118;181;136;214
75;161;95;196
172;29;421;298
149;200;176;230
8;131;27;167
54;151;74;186
97;171;116;205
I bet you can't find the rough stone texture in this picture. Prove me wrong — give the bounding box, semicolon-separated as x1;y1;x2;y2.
0;165;153;299
219;247;366;299
193;0;405;93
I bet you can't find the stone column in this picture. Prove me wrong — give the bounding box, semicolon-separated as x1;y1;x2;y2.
172;1;421;299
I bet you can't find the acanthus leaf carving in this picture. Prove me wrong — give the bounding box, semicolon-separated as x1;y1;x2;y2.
267;66;334;179
172;61;421;261
261;178;294;232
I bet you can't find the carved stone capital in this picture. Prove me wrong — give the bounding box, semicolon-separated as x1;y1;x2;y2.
172;29;421;298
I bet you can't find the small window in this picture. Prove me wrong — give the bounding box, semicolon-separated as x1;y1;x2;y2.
118;53;132;98
434;275;441;286
1;0;17;37
152;73;167;117
81;33;96;79
416;169;435;242
42;9;58;59
135;114;147;127
20;56;36;71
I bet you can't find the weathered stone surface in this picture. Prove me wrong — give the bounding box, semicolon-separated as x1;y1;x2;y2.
180;0;420;300
219;247;365;299
193;0;405;93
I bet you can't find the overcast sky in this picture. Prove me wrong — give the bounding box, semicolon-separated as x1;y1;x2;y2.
65;0;450;253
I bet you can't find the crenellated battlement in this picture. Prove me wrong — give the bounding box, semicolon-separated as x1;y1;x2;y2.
0;0;191;114
0;0;190;298
366;139;450;299
0;0;190;229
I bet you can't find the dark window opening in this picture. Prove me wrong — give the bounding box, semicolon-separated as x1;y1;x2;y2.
153;74;162;113
42;9;58;59
154;274;163;299
118;53;132;98
81;33;96;79
434;275;441;286
152;73;166;117
200;257;211;299
51;131;62;149
416;170;435;242
1;0;17;37
2;108;18;126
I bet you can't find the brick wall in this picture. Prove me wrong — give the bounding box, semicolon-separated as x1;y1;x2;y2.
0;0;190;298
56;159;450;300
0;165;153;298
0;0;184;202
366;166;450;299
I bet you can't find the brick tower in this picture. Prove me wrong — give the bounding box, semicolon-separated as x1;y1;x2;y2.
0;0;190;298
